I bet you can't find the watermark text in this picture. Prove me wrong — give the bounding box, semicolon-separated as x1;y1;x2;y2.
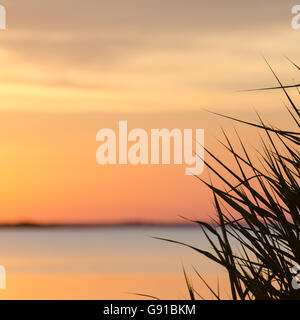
0;5;5;30
96;121;205;176
0;266;6;290
292;5;300;29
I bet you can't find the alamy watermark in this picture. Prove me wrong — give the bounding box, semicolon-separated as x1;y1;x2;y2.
0;5;6;30
0;266;6;290
291;265;300;290
96;121;204;176
292;5;300;29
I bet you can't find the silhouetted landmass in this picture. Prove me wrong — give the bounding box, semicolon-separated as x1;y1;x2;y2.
0;221;197;229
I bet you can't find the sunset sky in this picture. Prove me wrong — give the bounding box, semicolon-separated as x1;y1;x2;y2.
0;0;299;223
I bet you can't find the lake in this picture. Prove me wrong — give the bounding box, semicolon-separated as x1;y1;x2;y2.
0;227;229;299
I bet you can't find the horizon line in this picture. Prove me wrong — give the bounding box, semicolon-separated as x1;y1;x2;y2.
0;220;198;229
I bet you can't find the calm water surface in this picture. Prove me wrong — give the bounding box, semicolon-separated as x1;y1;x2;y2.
0;227;228;299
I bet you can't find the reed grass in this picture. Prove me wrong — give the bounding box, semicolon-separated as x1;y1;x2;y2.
156;58;300;300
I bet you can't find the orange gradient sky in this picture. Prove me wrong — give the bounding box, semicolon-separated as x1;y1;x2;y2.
0;0;299;223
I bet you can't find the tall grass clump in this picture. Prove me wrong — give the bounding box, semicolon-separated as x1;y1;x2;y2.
157;59;300;300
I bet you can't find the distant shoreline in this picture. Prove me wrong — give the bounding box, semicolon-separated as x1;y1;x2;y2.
0;222;198;229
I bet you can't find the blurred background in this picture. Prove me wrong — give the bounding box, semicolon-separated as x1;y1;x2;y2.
0;0;298;299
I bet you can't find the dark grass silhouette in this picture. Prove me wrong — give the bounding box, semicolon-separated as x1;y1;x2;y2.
156;58;300;300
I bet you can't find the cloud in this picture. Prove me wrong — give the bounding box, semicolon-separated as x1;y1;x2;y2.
4;0;295;33
1;0;296;68
0;0;298;110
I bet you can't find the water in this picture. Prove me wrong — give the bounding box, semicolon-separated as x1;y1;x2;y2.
0;227;228;299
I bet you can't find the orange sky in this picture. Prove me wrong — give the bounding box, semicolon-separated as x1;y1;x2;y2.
0;0;299;223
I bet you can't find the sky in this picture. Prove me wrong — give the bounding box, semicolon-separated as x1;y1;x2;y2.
0;0;299;223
